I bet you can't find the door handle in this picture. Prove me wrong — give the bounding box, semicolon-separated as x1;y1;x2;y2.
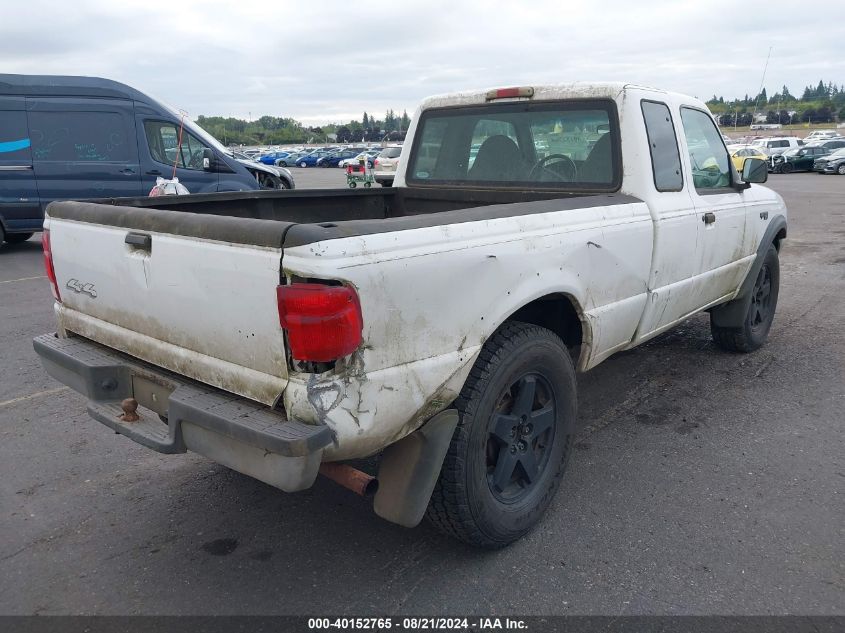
125;232;152;250
145;169;162;176
703;212;716;224
120;167;136;175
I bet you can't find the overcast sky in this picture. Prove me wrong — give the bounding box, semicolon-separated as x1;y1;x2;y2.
2;1;843;125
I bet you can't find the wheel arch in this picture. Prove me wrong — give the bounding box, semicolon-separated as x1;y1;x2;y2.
500;292;591;370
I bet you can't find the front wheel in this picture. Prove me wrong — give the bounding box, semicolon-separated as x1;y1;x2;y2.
780;162;793;174
711;244;780;352
838;164;845;175
299;161;307;168
426;322;576;548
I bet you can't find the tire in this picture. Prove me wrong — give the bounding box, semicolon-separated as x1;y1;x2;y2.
279;161;288;167
0;224;5;245
780;162;793;174
4;232;34;244
349;181;357;189
299;161;307;168
426;321;576;548
838;164;845;175
364;182;372;188
711;244;780;353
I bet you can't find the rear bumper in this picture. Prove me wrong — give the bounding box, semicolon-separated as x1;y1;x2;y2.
33;333;333;492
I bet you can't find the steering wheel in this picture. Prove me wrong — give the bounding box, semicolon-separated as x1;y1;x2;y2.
528;153;577;181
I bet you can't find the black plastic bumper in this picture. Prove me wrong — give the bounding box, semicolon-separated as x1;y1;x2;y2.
33;333;333;491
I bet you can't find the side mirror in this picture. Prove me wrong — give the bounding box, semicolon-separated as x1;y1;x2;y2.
742;157;768;184
202;148;214;171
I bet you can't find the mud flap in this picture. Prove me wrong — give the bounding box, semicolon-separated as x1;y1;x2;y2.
373;409;459;528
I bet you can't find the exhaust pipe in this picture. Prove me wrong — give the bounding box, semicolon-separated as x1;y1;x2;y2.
319;463;379;497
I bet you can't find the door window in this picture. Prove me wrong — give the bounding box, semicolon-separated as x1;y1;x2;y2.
680;108;731;190
144;121;207;170
641;100;683;191
29;111;132;162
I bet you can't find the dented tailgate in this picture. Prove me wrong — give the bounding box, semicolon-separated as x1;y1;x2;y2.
46;201;291;406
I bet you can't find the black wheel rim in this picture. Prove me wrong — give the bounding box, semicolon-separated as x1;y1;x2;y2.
750;263;773;332
486;373;556;502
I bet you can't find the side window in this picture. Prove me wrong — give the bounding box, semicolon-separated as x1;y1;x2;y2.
0;110;31;162
641;100;683;191
29;111;131;162
680;108;731;190
144;120;206;170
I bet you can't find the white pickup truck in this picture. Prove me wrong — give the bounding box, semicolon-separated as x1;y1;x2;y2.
34;83;786;548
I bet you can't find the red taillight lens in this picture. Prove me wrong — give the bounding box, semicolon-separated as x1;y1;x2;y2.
485;86;535;101
373;159;379;166
42;230;61;302
277;283;363;362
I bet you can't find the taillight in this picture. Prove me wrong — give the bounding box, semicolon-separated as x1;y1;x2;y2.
42;230;61;302
374;159;379;167
277;283;363;362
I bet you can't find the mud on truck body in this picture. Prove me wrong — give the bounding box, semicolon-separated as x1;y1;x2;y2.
35;83;786;547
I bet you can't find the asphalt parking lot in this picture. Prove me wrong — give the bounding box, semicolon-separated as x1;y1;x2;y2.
1;173;842;615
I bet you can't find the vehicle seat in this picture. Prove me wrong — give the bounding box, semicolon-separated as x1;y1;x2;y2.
468;135;525;181
580;133;613;183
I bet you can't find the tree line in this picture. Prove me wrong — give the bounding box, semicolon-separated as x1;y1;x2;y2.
196;109;412;146
707;79;845;126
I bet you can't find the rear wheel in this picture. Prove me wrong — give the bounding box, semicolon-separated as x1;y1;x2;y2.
4;232;33;244
711;244;780;352
426;322;576;548
349;181;357;189
299;161;307;168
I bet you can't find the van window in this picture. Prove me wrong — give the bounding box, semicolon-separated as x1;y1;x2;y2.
29;111;132;162
0;111;31;161
144;121;207;170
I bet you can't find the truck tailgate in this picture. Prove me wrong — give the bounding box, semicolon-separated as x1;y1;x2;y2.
46;202;290;406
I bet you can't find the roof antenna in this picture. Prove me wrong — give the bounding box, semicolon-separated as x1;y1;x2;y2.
752;47;773;119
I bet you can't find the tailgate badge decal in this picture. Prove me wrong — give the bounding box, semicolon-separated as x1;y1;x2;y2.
66;279;98;298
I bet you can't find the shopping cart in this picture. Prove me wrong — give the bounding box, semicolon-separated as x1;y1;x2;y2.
346;159;374;188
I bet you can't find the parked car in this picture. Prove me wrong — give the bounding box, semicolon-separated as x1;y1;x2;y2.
0;73;292;245
804;130;841;143
274;153;305;167
258;151;296;165
729;146;769;172
751;137;804;156
338;151;379;168
813;147;845;175
804;139;845;151
295;149;338;168
373;146;403;186
35;82;783;548
770;146;831;173
317;149;362;168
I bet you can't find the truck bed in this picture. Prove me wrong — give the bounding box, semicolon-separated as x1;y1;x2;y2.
49;187;630;249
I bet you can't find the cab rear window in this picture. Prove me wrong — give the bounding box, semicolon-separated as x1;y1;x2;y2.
406;99;621;190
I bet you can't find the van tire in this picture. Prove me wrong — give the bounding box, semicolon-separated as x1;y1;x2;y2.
711;244;780;353
4;232;33;244
426;321;576;548
0;224;5;244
